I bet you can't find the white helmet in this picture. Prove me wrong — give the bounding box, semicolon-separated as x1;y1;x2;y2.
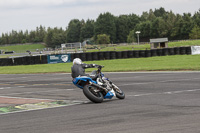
73;58;82;65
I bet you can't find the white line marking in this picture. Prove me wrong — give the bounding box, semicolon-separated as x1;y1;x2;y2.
127;89;200;97
0;96;55;101
118;78;200;87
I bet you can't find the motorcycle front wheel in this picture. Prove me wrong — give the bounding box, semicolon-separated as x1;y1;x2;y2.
83;85;103;103
112;84;125;99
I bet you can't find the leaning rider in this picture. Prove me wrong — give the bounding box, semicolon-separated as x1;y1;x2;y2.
71;58;100;80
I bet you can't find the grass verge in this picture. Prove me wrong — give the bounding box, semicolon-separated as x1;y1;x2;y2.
0;55;199;74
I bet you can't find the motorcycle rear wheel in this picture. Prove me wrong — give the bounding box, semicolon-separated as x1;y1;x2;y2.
83;85;103;103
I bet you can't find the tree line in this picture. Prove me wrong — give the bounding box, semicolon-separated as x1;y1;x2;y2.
0;7;200;48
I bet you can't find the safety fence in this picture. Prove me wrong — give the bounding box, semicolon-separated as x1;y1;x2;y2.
0;46;192;66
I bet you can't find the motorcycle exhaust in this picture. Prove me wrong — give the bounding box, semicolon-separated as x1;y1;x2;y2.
89;81;108;93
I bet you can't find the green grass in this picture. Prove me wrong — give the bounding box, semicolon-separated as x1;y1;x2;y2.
168;40;200;47
0;44;45;53
0;55;199;74
87;40;200;52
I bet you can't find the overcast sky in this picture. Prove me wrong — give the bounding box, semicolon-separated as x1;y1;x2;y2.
0;0;200;34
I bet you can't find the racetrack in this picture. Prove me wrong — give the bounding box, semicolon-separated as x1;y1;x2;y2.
0;72;200;133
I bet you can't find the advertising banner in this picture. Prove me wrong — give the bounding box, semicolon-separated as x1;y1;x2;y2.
191;46;200;55
47;54;71;64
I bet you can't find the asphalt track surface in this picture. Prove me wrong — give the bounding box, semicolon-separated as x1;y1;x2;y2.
0;72;200;133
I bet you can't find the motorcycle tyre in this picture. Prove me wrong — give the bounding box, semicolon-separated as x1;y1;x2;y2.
113;84;125;99
83;85;104;103
115;90;125;99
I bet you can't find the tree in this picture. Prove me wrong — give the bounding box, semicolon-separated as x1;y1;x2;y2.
45;27;66;48
134;21;151;41
80;19;94;42
116;15;129;43
193;9;200;27
96;34;110;44
180;13;194;39
189;25;200;39
66;19;82;43
95;12;116;43
127;30;136;43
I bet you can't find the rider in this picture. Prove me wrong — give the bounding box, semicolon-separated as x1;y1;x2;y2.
71;58;100;80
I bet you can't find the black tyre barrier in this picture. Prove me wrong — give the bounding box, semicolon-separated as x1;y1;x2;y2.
104;51;110;60
98;52;104;60
25;56;35;65
168;48;175;55
70;53;75;62
174;47;180;55
80;53;87;61
162;48;169;56
133;50;139;58
110;51;116;59
127;51;133;58
34;56;41;64
139;50;145;57
116;51;122;59
13;57;23;65
185;46;191;55
157;49;163;56
86;52;92;61
180;47;186;55
74;53;81;59
0;58;13;66
92;52;99;60
151;49;157;57
145;50;151;57
122;51;128;58
41;55;48;64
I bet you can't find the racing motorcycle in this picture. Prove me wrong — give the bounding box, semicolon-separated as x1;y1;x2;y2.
72;65;125;103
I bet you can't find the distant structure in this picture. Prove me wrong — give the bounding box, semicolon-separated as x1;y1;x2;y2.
150;38;168;49
61;42;83;49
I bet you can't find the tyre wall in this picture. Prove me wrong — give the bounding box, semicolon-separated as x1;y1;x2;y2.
0;46;193;66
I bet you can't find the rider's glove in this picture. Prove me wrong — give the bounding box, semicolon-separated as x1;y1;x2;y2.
92;64;96;67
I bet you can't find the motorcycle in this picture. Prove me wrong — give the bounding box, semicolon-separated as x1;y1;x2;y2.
72;65;125;103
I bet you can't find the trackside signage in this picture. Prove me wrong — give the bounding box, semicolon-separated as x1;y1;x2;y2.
191;46;200;55
47;54;71;64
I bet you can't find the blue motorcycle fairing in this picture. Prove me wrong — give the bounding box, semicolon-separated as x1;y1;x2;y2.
73;76;97;89
104;91;114;99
